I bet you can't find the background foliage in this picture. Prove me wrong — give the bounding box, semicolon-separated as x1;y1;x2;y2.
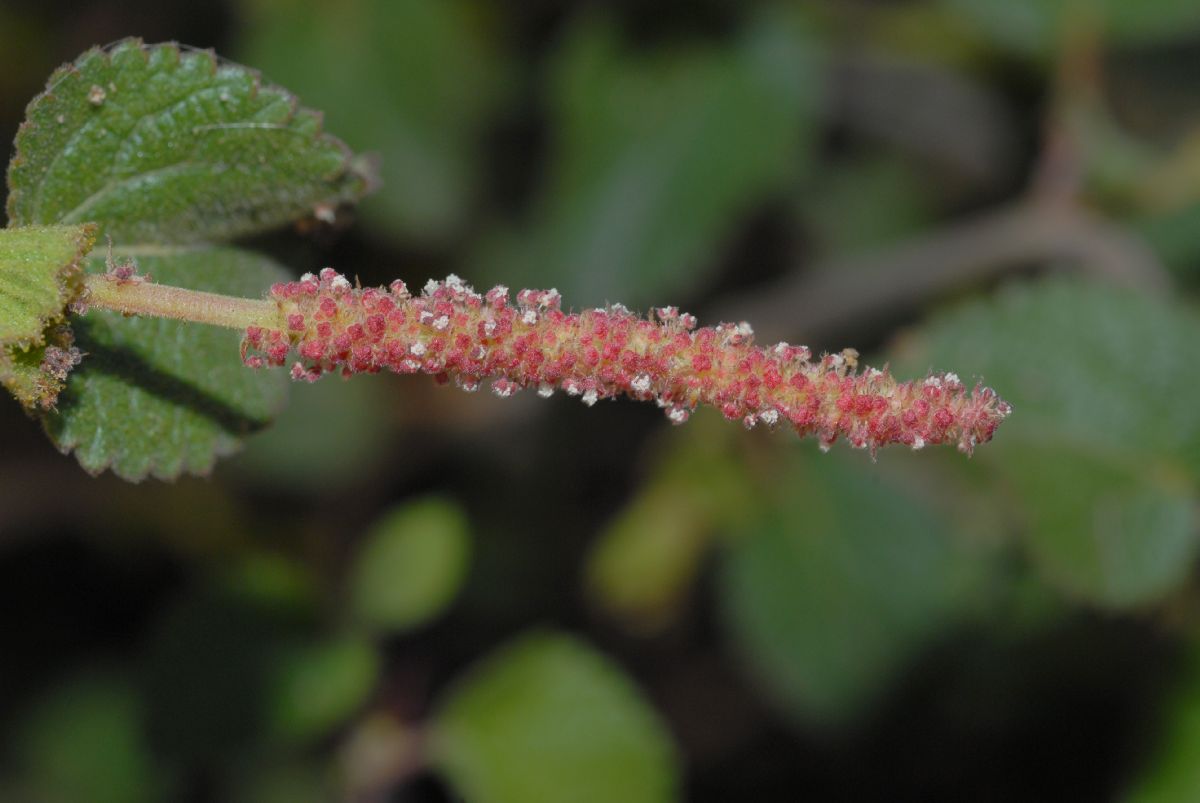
2;1;1200;800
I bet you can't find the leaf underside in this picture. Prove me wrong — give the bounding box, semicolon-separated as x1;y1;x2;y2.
4;38;374;480
45;248;290;482
0;223;96;409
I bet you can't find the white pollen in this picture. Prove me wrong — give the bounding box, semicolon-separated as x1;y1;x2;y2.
446;273;464;288
537;383;555;398
774;342;789;355
300;272;315;282
483;320;497;336
522;310;538;325
759;409;779;426
830;354;845;368
667;407;690;424
582;389;598;406
819;442;832;453
924;376;942;389
424;279;440;295
945;372;961;385
331;275;351;291
912;436;926;450
866;367;883;379
631;374;652;393
410;342;427;357
433;315;450;331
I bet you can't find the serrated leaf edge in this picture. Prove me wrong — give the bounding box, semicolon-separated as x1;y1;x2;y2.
6;37;374;229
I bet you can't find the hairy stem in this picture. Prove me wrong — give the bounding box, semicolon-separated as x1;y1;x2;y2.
82;273;279;330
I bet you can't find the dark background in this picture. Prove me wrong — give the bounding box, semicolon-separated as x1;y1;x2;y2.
3;1;1200;801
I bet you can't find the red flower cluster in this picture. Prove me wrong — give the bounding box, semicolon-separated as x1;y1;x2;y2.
242;269;1011;454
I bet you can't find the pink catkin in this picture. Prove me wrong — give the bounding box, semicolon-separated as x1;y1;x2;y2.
243;269;1012;454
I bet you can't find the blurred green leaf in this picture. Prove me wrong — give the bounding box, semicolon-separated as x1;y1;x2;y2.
944;0;1200;57
432;631;680;803
585;420;753;633
237;0;503;244
43;248;289;481
474;9;820;307
721;449;995;725
265;634;379;743
220;552;319;617
16;673;163;803
800;156;935;254
1123;647;1200;803
1004;445;1195;607
232;371;394;491
896;278;1200;606
1135;202;1200;283
350;496;472;633
231;763;334;803
0;223;95;408
7;39;371;243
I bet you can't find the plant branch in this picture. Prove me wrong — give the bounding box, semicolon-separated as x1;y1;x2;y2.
714;198;1170;345
82;273;279;330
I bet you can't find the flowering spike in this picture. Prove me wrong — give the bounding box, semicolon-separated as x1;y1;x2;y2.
242;272;1011;454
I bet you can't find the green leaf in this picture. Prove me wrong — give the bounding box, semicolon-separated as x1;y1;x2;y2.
799;156;935;255
585;420;753;633
350;496;472;633
16;672;164;803
944;0;1200;57
1004;445;1196;608
473;9;820;307
0;223;94;347
1136;201;1200;284
231;373;394;492
265;634;379;744
7;38;372;242
895;278;1200;606
1123;647;1200;803
4;39;375;479
231;763;334;803
0;223;95;408
721;449;996;725
43;247;289;481
237;0;503;244
432;631;680;803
